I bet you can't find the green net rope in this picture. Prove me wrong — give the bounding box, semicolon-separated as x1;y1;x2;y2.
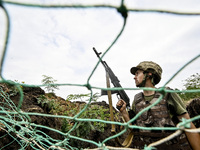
0;1;200;150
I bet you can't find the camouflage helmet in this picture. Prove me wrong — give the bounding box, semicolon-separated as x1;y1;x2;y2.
130;61;162;85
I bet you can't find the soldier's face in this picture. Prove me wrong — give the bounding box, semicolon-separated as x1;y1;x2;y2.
134;70;144;87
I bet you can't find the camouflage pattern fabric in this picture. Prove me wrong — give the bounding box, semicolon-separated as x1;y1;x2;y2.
130;61;162;84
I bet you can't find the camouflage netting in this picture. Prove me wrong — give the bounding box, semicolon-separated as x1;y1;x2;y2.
0;1;200;150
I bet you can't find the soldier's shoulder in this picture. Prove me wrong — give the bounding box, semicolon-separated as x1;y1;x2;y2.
134;92;143;104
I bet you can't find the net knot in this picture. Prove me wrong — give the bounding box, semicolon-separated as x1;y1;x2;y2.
117;4;128;18
157;87;166;96
99;143;108;150
85;83;92;90
179;118;191;129
144;145;156;150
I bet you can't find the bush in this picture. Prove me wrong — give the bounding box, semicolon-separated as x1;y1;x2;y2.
179;73;200;101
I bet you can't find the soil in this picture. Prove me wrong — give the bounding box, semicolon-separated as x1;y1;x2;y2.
0;83;123;149
0;83;199;150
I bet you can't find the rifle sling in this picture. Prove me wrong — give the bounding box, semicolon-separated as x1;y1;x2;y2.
106;72;133;148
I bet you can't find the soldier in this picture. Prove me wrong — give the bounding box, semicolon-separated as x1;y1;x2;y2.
116;61;200;150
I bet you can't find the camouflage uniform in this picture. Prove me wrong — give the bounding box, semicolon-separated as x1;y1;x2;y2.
130;61;192;150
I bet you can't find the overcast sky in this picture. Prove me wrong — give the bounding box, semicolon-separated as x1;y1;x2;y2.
0;0;200;106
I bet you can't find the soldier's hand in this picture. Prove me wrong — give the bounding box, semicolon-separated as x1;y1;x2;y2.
116;99;127;112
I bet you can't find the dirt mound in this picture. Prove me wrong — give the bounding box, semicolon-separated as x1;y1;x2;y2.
0;83;123;149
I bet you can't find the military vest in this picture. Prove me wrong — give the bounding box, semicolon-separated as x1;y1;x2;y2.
131;92;192;150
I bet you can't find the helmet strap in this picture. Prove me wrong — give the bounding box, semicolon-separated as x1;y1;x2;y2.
151;74;155;85
147;73;155;86
137;72;155;87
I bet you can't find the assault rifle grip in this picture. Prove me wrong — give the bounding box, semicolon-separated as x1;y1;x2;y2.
116;105;122;111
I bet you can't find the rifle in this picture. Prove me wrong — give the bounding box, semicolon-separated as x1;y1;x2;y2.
93;47;134;118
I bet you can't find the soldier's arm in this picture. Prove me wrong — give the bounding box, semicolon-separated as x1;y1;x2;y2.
178;113;200;150
168;92;200;149
116;99;130;122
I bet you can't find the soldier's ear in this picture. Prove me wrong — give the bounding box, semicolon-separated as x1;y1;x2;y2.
147;72;153;78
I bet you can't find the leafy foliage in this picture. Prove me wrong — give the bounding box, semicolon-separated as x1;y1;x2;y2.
66;93;100;102
62;93;109;138
179;73;200;101
69;105;109;138
37;95;49;107
36;92;110;139
41;75;59;93
5;80;25;96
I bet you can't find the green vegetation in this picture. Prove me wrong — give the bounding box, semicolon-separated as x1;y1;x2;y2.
63;104;110;138
66;93;99;102
178;73;200;101
4;80;24;96
36;92;110;139
41;75;59;93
